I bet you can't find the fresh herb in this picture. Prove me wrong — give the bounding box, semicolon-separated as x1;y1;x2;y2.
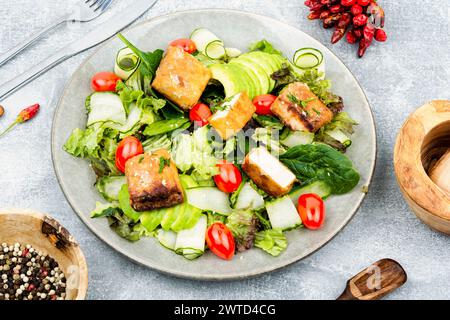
280;144;360;195
138;156;145;164
313;108;321;115
159;157;171;173
255;229;287;257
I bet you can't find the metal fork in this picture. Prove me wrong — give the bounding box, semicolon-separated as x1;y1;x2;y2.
0;0;113;67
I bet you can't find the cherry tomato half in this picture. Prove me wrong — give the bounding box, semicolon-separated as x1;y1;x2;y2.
214;161;242;193
297;193;326;230
252;94;277;115
91;71;121;92
206;222;235;260
169;38;197;54
115;136;144;173
189;103;212;127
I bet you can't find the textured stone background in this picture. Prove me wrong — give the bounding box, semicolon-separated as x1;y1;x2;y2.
0;0;449;300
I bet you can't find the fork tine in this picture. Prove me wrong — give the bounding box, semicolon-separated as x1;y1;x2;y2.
89;0;101;8
96;0;112;12
94;0;107;10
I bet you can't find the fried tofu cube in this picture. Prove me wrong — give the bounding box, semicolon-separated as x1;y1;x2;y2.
270;82;333;132
242;147;296;197
152;46;212;110
125;149;184;212
209;92;256;140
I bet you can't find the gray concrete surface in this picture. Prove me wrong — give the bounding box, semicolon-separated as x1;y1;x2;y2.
0;0;449;300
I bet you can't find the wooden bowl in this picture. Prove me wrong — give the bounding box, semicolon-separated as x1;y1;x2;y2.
394;100;450;234
0;210;88;299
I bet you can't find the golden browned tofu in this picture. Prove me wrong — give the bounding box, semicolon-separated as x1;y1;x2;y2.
151;46;212;110
270;82;333;132
208;92;256;140
242;147;296;197
125;149;184;212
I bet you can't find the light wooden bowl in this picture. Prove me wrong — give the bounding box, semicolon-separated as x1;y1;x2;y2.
0;210;88;299
394;100;450;234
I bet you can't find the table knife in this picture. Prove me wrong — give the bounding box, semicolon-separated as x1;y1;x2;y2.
0;0;159;102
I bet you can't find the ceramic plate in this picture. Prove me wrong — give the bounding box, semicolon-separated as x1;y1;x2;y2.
52;9;376;280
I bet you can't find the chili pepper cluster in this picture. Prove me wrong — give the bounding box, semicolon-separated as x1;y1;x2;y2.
305;0;387;57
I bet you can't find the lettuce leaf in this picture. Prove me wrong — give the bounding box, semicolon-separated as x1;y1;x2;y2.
255;229;287;256
249;39;283;55
226;210;258;252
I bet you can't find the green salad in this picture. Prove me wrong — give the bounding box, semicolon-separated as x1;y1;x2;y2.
64;28;360;261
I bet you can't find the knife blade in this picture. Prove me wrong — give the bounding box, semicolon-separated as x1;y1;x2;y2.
0;0;159;102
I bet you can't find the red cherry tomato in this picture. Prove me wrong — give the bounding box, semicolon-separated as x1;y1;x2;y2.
206;222;235;260
297;193;326;230
169;38;197;54
214;161;242;193
252;94;277;115
189;103;212;127
91;71;121;92
115;136;144;173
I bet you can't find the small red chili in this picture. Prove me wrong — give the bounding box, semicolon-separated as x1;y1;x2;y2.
346;30;357;44
374;28;387;42
329;4;343;13
353;13;368;26
0;103;40;138
350;4;363;15
357;0;371;6
341;0;356;6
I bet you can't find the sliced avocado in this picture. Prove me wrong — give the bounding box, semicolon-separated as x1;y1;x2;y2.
230;58;268;97
240;52;277;91
209;64;242;97
226;63;255;98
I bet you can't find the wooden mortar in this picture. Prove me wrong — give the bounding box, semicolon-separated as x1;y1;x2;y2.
394;100;450;234
0;210;88;299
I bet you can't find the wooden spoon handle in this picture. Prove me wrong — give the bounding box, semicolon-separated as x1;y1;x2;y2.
337;259;407;300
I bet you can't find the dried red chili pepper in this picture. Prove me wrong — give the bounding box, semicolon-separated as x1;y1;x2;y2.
323;13;342;28
331;13;352;43
346;29;357;43
374;28;387;42
0;103;40;138
308;10;323;20
358;24;375;57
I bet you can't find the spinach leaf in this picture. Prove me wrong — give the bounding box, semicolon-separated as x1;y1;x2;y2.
280;144;360;195
117;33;163;80
143;119;189;137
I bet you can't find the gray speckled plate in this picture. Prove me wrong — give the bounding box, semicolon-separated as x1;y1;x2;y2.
51;9;376;280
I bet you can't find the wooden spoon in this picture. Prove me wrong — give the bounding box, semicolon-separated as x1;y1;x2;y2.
337;259;407;300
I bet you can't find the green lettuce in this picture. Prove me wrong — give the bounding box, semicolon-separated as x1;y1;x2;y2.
249;39;283;55
171;127;219;179
255;229;287;256
315;112;358;152
226;210;258;252
142;134;172;153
